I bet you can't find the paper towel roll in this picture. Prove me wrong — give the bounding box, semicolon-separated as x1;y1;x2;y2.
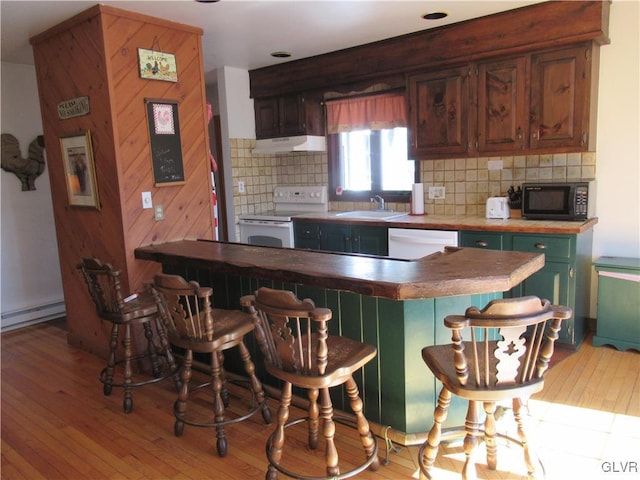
411;183;424;215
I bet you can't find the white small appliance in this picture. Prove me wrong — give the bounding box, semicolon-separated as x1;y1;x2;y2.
486;197;510;219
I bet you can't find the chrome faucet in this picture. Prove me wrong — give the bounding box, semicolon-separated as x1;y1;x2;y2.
371;195;385;210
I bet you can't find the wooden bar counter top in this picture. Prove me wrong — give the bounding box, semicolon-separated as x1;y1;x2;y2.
134;239;544;300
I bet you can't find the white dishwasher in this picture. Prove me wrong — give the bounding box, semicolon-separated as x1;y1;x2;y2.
388;228;458;260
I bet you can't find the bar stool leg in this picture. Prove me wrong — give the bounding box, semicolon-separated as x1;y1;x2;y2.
103;323;119;396
153;315;181;390
211;347;227;457
174;349;192;437
320;387;339;477
420;387;451;478
346;376;379;470
237;340;271;424
267;381;292;480
142;321;162;377
122;323;133;414
514;397;538;477
462;400;480;480
308;388;320;449
484;401;498;470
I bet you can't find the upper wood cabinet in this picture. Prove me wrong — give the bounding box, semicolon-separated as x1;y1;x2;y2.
409;42;598;158
529;44;595;151
476;56;528;153
408;65;471;157
254;93;324;139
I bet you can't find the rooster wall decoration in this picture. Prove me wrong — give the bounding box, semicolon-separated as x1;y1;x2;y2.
1;133;46;191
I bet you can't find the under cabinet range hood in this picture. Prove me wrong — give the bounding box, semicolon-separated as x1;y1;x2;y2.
252;135;326;154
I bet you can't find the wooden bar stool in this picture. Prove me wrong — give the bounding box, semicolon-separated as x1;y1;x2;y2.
241;287;380;480
418;296;572;480
150;273;271;457
77;258;180;414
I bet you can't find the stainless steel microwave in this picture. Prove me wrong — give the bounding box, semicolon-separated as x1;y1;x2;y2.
521;181;595;220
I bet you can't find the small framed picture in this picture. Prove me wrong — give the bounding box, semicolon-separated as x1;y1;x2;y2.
138;48;178;82
60;131;100;209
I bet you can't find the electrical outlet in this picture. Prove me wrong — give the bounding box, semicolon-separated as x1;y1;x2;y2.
488;159;504;170
428;186;445;200
238;180;245;193
141;191;152;209
154;205;164;221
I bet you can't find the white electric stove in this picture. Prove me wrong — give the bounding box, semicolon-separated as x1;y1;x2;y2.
238;186;328;248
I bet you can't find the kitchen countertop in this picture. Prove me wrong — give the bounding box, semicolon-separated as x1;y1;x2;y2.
134;239;544;300
294;212;598;234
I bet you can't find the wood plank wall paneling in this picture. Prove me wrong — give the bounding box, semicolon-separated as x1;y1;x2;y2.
30;5;213;357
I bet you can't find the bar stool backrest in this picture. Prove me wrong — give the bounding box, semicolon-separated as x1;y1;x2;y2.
77;257;126;321
445;295;573;390
151;273;215;342
247;287;332;376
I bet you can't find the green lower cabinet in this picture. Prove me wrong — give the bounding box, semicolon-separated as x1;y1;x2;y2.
320;223;352;252
293;221;321;250
162;263;500;435
351;225;389;255
459;229;593;348
510;261;574;343
294;220;389;256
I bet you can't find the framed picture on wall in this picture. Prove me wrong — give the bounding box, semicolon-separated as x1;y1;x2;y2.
145;98;185;186
60;131;100;209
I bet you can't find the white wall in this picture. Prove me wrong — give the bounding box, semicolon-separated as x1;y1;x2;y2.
1;62;65;330
216;66;255;241
593;0;640;259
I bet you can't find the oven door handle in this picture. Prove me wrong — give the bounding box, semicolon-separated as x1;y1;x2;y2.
239;219;292;227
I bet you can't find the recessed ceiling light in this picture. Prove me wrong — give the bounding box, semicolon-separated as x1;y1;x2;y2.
422;11;448;20
271;51;292;58
195;0;220;3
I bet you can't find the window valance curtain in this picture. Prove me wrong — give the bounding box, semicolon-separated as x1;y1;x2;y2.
325;92;407;134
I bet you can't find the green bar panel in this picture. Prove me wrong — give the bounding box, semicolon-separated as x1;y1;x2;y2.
402;298;435;434
362;295;381;424
377;298;408;431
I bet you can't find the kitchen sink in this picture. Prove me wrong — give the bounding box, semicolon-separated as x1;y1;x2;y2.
335;210;407;220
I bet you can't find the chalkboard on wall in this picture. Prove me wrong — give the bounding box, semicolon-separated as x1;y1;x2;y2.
145;99;185;186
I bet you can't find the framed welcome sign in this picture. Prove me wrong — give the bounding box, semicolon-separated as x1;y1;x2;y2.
138;48;178;82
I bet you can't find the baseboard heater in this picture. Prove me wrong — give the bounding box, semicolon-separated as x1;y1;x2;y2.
1;300;66;332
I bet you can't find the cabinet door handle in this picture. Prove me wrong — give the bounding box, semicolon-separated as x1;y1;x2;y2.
534;242;547;249
569;267;574;278
475;241;488;248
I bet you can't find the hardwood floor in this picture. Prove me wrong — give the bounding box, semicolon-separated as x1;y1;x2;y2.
2;320;639;479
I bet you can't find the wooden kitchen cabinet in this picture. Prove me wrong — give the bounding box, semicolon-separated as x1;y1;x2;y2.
408;65;471;158
408;42;598;158
254;93;324;139
529;43;595;151
476;56;528;153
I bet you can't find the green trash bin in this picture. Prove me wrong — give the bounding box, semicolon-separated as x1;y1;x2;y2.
593;257;640;351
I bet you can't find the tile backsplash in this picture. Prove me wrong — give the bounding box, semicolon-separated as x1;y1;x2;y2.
230;138;596;225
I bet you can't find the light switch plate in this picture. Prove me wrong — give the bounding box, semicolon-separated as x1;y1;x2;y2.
142;191;152;209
